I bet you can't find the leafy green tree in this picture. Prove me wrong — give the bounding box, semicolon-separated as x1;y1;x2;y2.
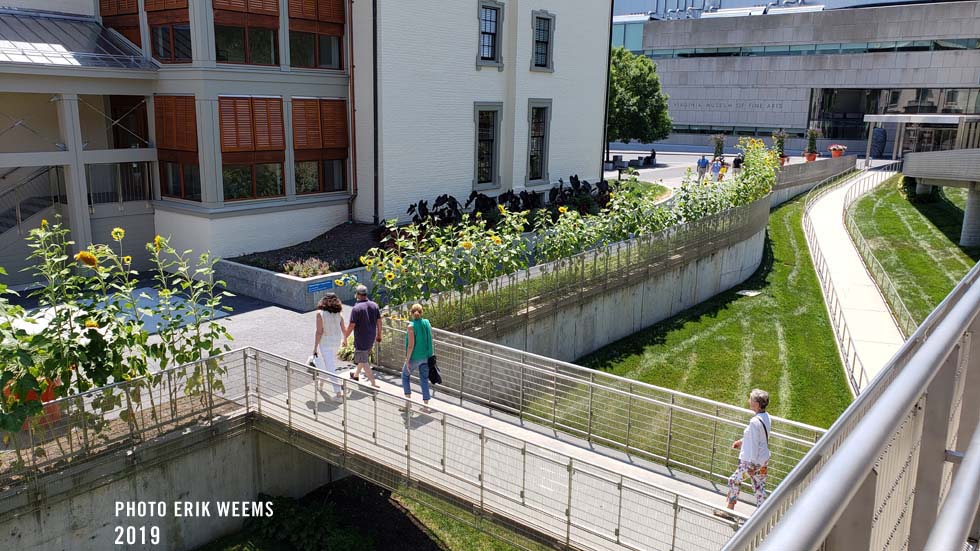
606;47;672;160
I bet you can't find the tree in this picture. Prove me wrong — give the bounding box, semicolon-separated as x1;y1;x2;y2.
606;47;672;160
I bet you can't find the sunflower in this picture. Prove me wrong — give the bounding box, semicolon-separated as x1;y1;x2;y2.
111;227;125;241
40;219;48;230
491;235;502;245
123;255;132;265
84;319;99;329
335;279;345;287
393;257;403;267
385;271;396;282
74;250;98;268
153;235;164;252
497;204;507;215
359;256;367;265
461;241;474;250
558;206;569;214
365;259;375;268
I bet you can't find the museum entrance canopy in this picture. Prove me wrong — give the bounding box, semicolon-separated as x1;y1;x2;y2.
863;114;980;159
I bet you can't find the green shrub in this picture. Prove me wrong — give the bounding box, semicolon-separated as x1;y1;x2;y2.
282;257;332;278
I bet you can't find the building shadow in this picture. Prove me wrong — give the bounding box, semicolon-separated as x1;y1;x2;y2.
912;190;980;262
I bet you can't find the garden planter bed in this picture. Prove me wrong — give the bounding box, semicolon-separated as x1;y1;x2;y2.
216;260;372;311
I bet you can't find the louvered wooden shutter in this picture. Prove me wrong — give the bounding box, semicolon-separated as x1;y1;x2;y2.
288;0;316;19
119;26;141;47
144;0;186;10
316;0;344;23
175;96;198;152
117;0;138;13
99;0;117;16
219;97;255;152
247;0;280;16
319;99;348;149
213;0;247;12
252;98;285;151
291;99;322;150
154;96;176;150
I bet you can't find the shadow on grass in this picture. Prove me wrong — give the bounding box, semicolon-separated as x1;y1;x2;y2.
912;190;980;262
579;231;776;369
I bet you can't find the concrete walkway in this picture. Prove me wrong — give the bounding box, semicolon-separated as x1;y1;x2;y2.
807;169;905;387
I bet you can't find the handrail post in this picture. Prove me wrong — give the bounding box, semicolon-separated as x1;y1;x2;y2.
615;476;624;544
587;374;594;442
519;363;525;423
552;369;558;429
285;363;292;430
406;401;412;480
254;352;263;416
670;494;680;551
441;415;447;473
626;383;633;452
665;395;675;466
710;405;720;478
565;458;574;547
312;371;318;420
479;427;486;514
342;379;349;453
242;349;251;413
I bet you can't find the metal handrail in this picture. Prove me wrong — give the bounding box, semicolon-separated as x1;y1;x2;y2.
0;166;60;234
1;347;751;550
722;260;980;551
841;166;918;337
923;421;980;551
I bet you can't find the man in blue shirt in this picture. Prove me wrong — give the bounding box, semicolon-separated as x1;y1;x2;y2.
348;285;382;387
697;155;709;181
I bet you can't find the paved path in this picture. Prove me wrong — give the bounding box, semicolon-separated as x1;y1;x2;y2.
808;170;905;386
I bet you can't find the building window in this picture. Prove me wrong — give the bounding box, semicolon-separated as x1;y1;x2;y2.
477;1;504;69
151;24;192;63
99;0;138;16
292;97;349;194
214;0;281;66
526;99;552;184
289;31;342;69
531;11;555;72
161;161;202;201
218;96;286;200
473;102;502;189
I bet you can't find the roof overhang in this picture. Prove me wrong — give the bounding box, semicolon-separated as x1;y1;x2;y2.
864;114;980;125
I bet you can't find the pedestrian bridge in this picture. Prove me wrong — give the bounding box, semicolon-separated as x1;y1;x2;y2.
0;323;824;551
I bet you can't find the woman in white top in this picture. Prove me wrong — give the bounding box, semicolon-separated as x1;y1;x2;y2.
718;389;772;516
313;293;348;399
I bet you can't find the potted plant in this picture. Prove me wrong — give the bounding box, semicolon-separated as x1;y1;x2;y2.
772;130;788;166
711;134;725;160
828;144;847;158
804;129;820;162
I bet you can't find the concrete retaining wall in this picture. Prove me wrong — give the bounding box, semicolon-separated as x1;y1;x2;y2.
771;155;857;207
0;420;342;551
470;226;767;363
216;260;372;311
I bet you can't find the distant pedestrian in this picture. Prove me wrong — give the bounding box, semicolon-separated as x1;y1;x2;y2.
401;303;434;414
697;155;709;180
732;155;743;176
717;389;772;519
313;293;346;399
347;285;381;388
710;158;722;181
719;160;729;181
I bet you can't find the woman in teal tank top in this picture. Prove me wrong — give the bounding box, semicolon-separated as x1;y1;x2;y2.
402;303;433;412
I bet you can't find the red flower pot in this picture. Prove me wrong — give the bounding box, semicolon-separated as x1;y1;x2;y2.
3;378;63;430
805;152;818;162
831;150;843;158
779;156;788;167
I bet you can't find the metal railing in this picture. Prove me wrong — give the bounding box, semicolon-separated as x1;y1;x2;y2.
1;348;750;551
0;166;64;235
801;164;900;394
722;260;980;551
841;166;918;338
924;421;980;551
85;162;151;206
377;321;825;490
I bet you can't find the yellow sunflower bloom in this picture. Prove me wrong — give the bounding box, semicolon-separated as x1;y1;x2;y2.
40;219;48;229
123;255;132;265
558;206;569;214
335;279;345;287
111;227;125;241
153;235;164;251
393;257;403;267
84;319;98;329
491;235;502;245
461;241;474;250
385;271;396;282
74;250;98;268
497;204;506;215
365;259;375;268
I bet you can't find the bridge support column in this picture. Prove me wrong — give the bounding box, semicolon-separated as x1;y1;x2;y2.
54;93;92;251
824;468;876;551
915;183;933;196
908;342;960;551
961;183;980;247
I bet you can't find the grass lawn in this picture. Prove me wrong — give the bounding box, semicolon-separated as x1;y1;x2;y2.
625;180;671;201
578;193;852;428
851;177;980;324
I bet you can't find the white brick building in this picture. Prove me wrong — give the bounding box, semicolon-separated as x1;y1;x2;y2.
0;0;611;285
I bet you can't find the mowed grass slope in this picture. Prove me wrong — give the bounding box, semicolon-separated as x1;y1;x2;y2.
579;194;852;428
851;179;980;324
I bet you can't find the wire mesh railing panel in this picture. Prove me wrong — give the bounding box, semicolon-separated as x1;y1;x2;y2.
870;403;924;551
674;495;740;551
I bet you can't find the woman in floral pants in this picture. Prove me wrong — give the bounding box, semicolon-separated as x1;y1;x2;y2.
717;389;771;518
